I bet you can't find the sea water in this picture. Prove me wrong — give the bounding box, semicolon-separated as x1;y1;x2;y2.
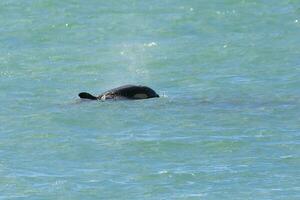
0;0;299;199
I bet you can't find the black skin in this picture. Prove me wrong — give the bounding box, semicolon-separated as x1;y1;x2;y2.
79;85;159;100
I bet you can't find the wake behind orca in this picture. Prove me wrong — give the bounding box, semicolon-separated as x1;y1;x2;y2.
79;85;159;101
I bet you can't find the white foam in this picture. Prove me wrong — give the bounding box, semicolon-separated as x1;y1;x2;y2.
144;42;157;47
158;170;168;174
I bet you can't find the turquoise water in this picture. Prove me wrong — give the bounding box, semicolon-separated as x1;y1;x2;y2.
1;0;300;199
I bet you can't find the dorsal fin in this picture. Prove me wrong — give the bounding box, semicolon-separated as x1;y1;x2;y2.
78;92;98;100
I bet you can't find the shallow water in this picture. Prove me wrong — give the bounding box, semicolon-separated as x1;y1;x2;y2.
1;0;300;199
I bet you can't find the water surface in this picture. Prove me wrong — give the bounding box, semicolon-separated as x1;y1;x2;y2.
1;0;300;199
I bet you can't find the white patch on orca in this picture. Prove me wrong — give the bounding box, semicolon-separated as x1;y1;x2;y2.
100;95;106;101
133;93;148;99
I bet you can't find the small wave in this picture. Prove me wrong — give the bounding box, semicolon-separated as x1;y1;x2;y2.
0;71;13;78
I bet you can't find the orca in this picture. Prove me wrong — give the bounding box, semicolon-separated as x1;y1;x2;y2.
79;85;159;100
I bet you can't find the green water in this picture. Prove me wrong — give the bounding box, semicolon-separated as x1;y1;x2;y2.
1;0;300;199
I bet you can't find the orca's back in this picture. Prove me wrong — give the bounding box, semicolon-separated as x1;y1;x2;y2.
103;85;159;99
